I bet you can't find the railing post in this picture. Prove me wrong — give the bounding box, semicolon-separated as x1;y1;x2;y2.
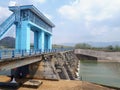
49;49;50;53
55;49;56;52
18;50;20;55
46;49;47;53
4;50;7;55
25;49;26;55
0;51;1;59
35;50;36;55
12;50;15;58
43;49;45;54
39;49;41;54
29;49;31;56
22;50;24;57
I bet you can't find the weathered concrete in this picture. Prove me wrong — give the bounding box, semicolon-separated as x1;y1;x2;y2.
0;50;79;80
28;50;79;80
75;49;120;61
0;54;43;71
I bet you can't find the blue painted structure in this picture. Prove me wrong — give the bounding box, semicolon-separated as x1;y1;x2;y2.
0;5;55;52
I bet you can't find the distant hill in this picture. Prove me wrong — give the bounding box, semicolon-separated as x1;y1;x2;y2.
0;36;15;48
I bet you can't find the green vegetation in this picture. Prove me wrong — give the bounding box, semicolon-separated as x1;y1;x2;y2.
74;43;120;52
52;44;73;49
75;43;92;49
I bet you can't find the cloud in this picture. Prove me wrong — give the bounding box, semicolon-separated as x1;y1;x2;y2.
58;0;120;21
31;0;46;4
0;7;11;23
9;1;17;6
39;0;46;3
0;6;15;38
56;0;120;43
58;0;81;20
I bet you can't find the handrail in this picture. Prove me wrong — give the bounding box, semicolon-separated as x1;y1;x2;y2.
0;49;73;60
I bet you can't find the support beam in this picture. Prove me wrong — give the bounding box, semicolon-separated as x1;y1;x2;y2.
44;34;48;50
34;31;38;50
15;24;21;50
21;21;30;50
38;31;45;52
48;35;52;49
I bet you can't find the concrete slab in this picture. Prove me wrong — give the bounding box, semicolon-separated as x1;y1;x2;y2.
22;79;42;88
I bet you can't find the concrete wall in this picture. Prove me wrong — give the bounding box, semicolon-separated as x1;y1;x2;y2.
27;51;79;80
75;49;120;61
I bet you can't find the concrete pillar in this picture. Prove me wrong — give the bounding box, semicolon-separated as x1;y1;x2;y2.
15;24;21;50
48;35;52;49
38;31;45;52
15;21;30;50
44;34;48;50
34;31;38;50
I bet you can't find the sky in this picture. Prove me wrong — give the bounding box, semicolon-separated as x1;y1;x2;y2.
0;0;120;44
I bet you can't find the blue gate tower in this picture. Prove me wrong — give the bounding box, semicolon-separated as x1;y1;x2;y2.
0;5;55;51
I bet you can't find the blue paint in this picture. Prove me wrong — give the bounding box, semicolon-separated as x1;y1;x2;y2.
39;31;45;52
0;5;55;51
34;31;38;50
16;21;30;50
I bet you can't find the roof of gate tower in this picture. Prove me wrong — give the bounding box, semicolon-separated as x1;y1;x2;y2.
9;5;55;27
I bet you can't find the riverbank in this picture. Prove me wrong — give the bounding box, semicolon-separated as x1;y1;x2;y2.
0;76;116;90
98;59;120;62
19;79;115;90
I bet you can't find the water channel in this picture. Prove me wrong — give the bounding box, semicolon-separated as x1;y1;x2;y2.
79;60;120;88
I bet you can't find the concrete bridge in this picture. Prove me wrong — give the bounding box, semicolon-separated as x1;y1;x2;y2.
1;4;120;85
75;49;120;61
0;50;78;80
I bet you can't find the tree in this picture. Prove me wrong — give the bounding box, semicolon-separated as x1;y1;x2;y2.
75;43;91;49
106;45;113;51
114;45;120;51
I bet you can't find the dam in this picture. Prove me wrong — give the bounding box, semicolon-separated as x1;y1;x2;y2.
0;4;119;90
0;49;120;89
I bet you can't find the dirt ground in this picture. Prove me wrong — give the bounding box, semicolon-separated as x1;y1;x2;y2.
0;75;11;82
0;76;116;90
19;80;115;90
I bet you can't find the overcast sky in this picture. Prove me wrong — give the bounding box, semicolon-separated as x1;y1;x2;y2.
0;0;120;44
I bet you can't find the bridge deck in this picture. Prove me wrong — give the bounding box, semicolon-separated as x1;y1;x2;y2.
0;49;72;72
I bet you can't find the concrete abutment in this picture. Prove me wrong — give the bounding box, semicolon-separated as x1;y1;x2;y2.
12;51;79;80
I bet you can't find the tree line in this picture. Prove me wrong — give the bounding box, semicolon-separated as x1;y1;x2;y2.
74;43;120;52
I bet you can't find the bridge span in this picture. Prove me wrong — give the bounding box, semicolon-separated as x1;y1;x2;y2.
75;49;120;61
0;50;79;80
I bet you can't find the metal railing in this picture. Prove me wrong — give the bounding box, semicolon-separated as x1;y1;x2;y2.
0;49;73;60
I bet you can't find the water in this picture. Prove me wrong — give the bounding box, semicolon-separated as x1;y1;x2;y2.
0;70;11;76
79;60;120;88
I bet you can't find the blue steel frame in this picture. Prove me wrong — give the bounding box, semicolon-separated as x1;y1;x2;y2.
0;5;55;54
8;5;55;51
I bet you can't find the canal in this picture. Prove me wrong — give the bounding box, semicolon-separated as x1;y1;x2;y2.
79;60;120;88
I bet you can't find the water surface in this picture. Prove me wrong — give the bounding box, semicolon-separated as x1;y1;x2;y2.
79;60;120;88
